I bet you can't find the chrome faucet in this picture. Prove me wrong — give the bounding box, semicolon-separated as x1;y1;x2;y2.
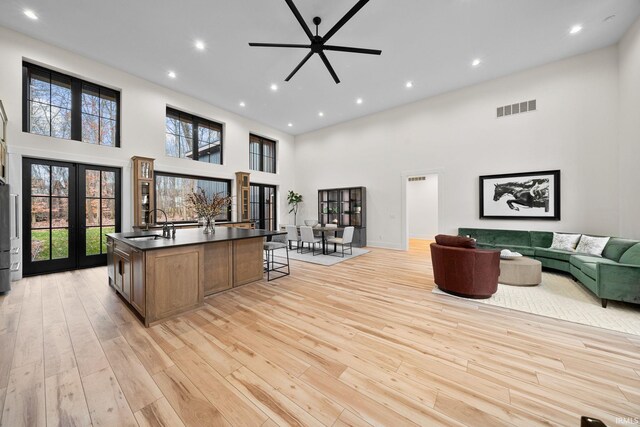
146;208;173;238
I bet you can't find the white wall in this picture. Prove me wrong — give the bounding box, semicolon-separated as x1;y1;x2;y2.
618;17;640;239
407;175;438;240
295;47;621;249
0;27;296;278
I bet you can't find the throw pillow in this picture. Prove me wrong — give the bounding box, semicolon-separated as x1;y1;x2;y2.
550;232;582;251
575;235;610;257
435;234;477;249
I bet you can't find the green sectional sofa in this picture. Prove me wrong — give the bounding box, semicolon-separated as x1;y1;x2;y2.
458;228;640;308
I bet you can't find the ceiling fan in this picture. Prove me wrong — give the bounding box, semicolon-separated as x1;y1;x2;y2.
249;0;381;84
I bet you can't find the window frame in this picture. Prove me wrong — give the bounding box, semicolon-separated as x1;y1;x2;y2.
22;61;121;147
249;134;277;174
153;170;232;223
165;107;224;165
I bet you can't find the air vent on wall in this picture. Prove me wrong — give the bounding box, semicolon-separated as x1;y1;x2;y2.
408;176;426;182
497;99;536;118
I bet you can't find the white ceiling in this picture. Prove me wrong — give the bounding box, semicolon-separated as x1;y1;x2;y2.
1;0;639;135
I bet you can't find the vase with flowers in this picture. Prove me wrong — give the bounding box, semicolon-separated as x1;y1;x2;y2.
187;188;232;234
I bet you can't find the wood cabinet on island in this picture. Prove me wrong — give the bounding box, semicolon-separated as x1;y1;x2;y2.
106;227;283;326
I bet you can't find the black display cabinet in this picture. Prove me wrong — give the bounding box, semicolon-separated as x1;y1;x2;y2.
318;186;366;247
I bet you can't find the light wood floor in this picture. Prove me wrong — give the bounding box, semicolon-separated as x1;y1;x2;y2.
1;239;639;426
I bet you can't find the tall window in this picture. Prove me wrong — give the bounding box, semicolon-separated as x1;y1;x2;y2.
154;172;231;222
23;62;120;147
249;134;276;173
165;107;223;164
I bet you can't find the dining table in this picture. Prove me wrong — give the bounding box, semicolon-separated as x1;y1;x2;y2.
287;225;345;255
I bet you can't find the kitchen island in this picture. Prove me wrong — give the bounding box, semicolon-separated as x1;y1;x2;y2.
106;227;284;326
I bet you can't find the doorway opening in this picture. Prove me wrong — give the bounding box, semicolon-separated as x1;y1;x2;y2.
22;158;121;276
406;174;439;250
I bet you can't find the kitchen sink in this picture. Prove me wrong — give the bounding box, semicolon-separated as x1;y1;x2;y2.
125;234;164;241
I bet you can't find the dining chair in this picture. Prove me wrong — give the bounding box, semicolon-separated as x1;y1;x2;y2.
324;224;338;240
299;225;321;256
285;225;300;250
263;234;290;281
327;226;354;257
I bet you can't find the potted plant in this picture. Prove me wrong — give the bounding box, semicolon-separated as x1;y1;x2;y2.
287;190;303;225
187;188;232;234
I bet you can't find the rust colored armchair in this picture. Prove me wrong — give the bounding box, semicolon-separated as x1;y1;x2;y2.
430;235;500;299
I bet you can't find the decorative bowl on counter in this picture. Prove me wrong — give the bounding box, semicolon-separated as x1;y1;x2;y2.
304;220;318;227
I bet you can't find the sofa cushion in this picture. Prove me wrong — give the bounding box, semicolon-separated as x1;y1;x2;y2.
493;244;536;257
458;228;530;246
435;234;476;248
535;247;575;262
550;232;581;251
602;238;640;262
575;235;610;257
581;263;598;280
619;243;640;266
570;254;618;269
530;231;553;248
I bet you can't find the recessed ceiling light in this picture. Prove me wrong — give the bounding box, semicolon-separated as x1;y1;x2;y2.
318;112;324;117
356;98;363;104
287;123;293;127
570;25;583;35
405;81;413;88
167;71;176;79
472;58;481;67
195;40;205;50
239;101;246;107
24;9;38;20
270;84;278;91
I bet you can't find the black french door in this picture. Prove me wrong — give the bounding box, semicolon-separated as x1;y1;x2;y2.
23;158;121;276
250;183;277;231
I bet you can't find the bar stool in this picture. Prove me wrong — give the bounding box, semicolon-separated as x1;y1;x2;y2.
263;235;290;281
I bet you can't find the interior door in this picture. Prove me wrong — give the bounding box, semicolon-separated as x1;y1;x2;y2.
23;158;76;275
78;165;121;268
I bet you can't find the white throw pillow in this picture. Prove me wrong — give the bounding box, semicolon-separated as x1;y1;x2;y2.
550;232;582;251
575;235;610;257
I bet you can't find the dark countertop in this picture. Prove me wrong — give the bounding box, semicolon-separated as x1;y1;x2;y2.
107;227;284;251
133;220;252;230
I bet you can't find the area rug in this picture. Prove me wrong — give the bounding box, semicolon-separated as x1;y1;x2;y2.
432;272;640;336
272;246;370;266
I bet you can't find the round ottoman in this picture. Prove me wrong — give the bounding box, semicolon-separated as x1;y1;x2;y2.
499;257;542;286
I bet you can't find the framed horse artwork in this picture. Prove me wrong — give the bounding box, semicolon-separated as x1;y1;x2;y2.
479;170;560;220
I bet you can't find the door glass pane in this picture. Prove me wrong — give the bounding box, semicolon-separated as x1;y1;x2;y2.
31;164;50;195
101;171;115;198
86;227;100;256
101;199;115;226
31;197;50;228
31;230;50;261
51;229;69;259
52;166;69;196
101;226;115;254
86;199;100;226
51;198;68;227
85;170;100;197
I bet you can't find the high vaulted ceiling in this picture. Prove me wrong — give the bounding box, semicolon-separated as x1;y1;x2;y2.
1;0;639;135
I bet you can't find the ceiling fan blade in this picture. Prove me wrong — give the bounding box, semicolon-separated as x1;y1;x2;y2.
249;43;310;49
284;0;314;40
323;0;370;42
285;51;314;81
318;52;340;84
323;45;381;55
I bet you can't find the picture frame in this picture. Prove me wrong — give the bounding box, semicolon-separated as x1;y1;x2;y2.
479;170;561;220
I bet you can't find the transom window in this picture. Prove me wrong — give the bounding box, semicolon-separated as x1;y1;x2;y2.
165;107;223;164
154;171;231;223
249;134;276;173
23;62;120;147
